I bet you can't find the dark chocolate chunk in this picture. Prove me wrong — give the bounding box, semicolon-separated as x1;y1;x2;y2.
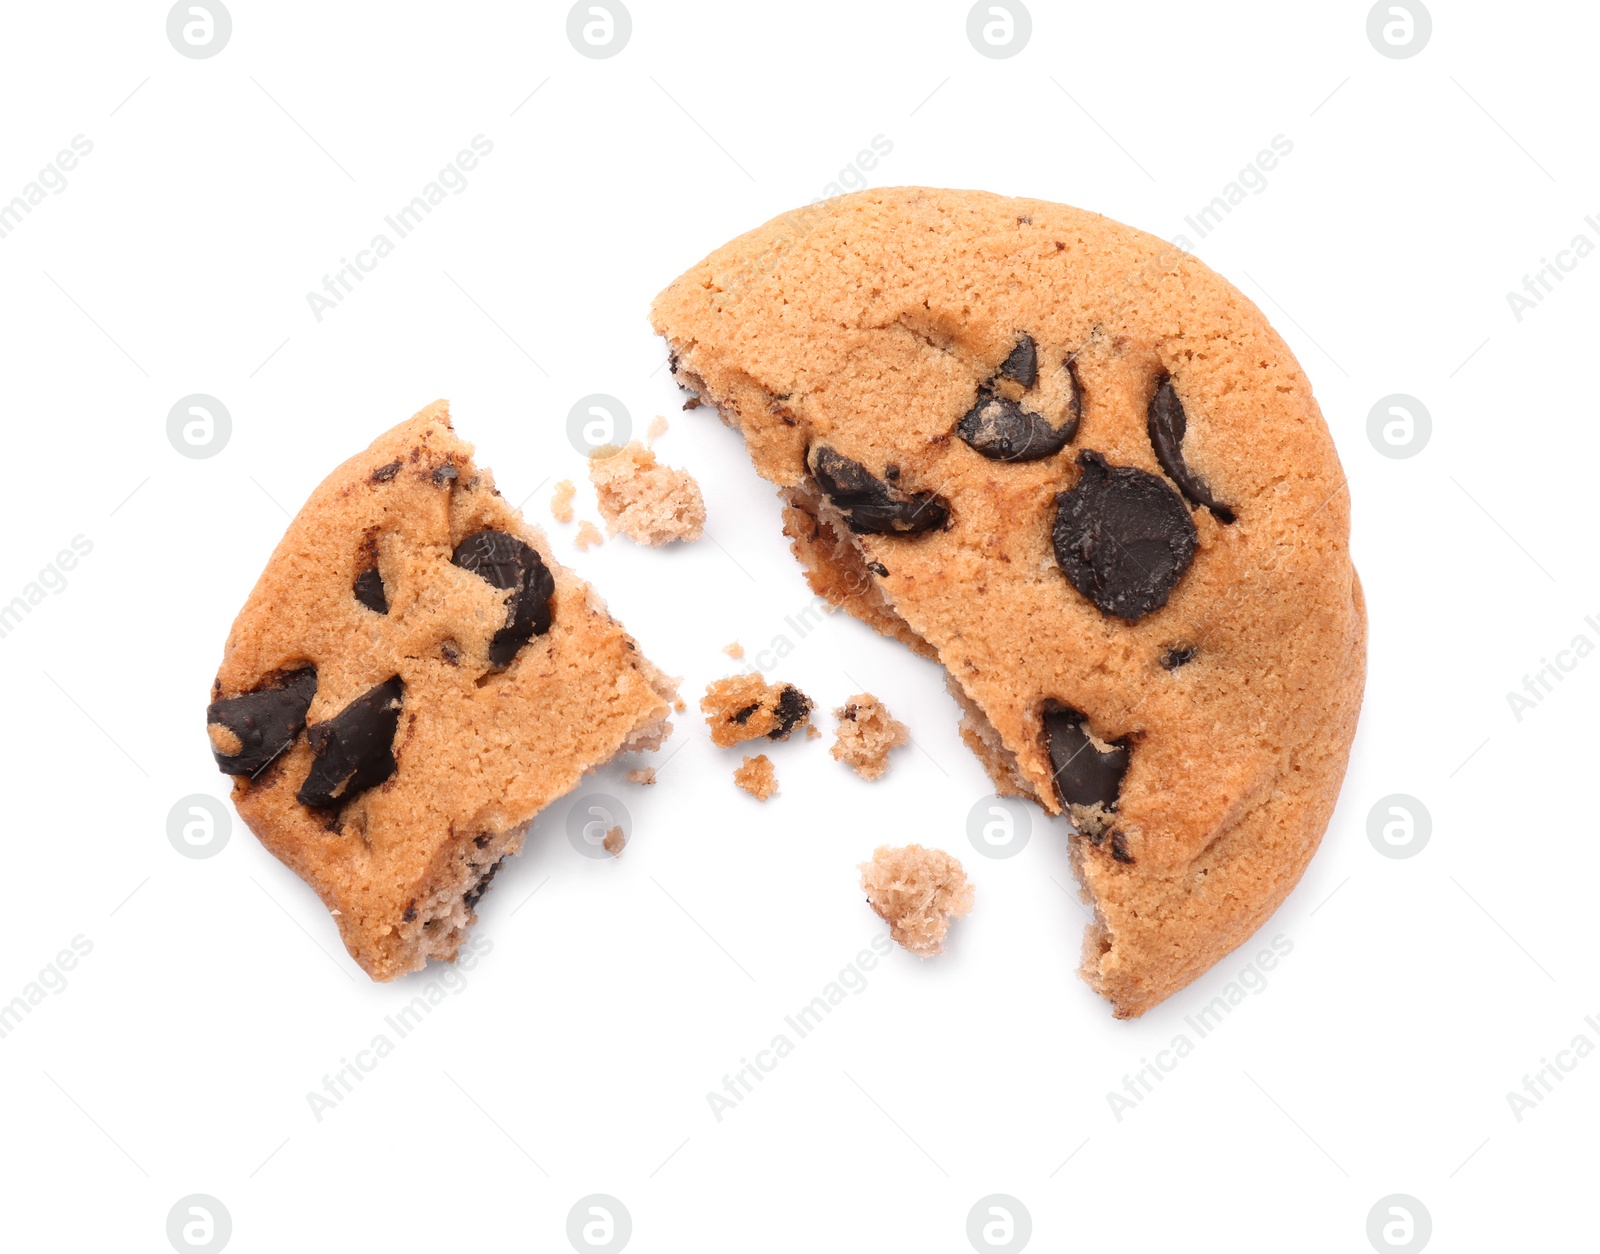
998;334;1038;388
866;561;889;577
1042;703;1131;813
1053;451;1197;622
731;703;759;725
432;463;459;487
768;685;813;740
957;391;1071;462
808;445;950;535
1110;833;1135;864
371;460;402;483
1160;646;1197;670
297;676;404;809
402;903;418;923
463;857;504;911
207;667;318;778
1147;376;1235;524
353;565;388;614
473;834;492;849
451;530;556;667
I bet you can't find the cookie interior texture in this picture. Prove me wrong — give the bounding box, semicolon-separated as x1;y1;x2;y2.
652;187;1366;1018
208;403;676;980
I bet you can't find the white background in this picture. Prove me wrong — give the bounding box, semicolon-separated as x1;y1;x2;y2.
1;2;1595;1250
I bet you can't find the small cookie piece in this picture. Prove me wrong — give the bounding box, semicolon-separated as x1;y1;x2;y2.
589;440;705;545
733;754;777;801
722;641;744;659
859;845;973;957
701;675;813;746
626;767;656;786
574;520;604;550
648;415;669;440
831;694;909;781
550;479;576;523
206;402;676;981
603;825;626;856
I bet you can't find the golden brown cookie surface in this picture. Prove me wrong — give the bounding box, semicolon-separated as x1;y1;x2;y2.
207;403;675;980
653;187;1365;1017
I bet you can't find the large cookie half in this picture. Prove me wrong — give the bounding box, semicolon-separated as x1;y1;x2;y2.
652;188;1365;1017
207;403;675;979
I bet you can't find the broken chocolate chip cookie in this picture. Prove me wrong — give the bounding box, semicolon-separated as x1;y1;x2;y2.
653;187;1365;1017
206;402;677;981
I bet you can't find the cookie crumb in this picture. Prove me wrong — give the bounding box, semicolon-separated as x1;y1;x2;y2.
722;641;744;659
575;520;604;550
648;415;669;440
831;693;910;781
626;767;656;786
589;440;705;545
551;479;576;523
673;696;686;713
806;723;821;740
603;825;626;856
859;845;973;957
701;675;814;746
733;754;777;801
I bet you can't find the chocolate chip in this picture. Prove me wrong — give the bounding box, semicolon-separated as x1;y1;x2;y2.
440;640;460;666
474;834;491;849
451;530;556;667
1042;703;1130;813
957;391;1072;462
1110;833;1134;864
1147;376;1235;523
768;685;813;739
371;460;402;483
353;565;388;614
463;857;504;911
808;445;950;535
731;703;759;725
402;902;418;923
207;667;318;778
998;334;1038;388
297;676;404;809
1053;451;1197;622
432;463;459;487
1161;646;1197;670
866;561;889;577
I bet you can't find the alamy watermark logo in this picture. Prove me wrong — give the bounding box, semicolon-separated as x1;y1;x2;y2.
966;795;1031;859
567;394;632;456
967;1195;1031;1252
1366;2;1430;59
567;3;630;59
566;1194;631;1252
167;2;232;59
167;394;231;459
1366;1194;1431;1252
166;1194;231;1252
168;795;231;860
966;2;1031;59
1366;394;1430;459
1366;794;1430;859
